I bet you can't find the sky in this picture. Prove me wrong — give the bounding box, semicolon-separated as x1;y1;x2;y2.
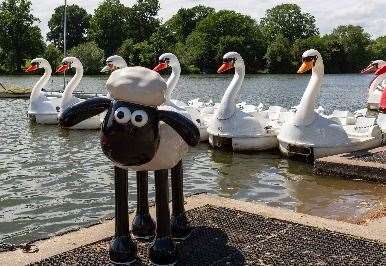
31;0;386;39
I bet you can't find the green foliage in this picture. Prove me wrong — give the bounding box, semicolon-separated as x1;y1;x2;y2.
47;4;91;50
261;4;318;43
132;41;156;67
328;25;372;72
183;10;265;73
127;0;160;43
69;42;104;74
0;0;45;73
265;35;295;74
1;2;386;75
89;0;129;56
149;24;177;57
117;39;157;68
369;36;386;60
117;39;136;66
43;44;62;69
165;5;215;43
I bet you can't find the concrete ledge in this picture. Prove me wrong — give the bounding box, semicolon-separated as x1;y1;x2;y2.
314;146;386;182
1;194;385;265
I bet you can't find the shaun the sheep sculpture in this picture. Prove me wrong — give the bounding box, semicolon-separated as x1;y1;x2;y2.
59;67;200;265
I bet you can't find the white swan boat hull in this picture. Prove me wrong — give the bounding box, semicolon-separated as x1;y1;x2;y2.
208;108;279;151
279;135;384;160
278;115;385;160
28;113;58;125
209;134;278;151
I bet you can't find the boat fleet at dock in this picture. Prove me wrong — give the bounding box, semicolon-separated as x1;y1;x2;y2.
24;49;386;161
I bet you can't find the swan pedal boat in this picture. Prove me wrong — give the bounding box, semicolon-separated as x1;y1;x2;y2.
361;60;386;111
56;57;103;130
25;58;62;124
278;49;385;161
207;52;292;151
153;53;208;141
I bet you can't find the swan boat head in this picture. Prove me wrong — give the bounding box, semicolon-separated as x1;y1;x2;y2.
153;53;180;73
25;58;52;74
217;52;244;75
56;57;83;74
361;60;386;74
101;55;128;73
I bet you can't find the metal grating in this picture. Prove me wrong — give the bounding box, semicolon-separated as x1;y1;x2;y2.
31;205;386;265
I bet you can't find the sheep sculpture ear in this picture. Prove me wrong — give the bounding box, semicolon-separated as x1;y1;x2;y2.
158;110;200;147
59;97;112;128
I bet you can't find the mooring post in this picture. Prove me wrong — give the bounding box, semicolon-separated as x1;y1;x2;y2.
149;169;177;265
132;171;156;240
171;160;191;239
109;167;137;264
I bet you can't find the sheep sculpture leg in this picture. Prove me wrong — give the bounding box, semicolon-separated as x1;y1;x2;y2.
171;160;191;239
150;169;177;265
132;171;156;240
109;167;137;264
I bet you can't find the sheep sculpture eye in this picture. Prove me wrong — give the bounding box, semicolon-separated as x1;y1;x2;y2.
114;107;131;124
131;110;148;127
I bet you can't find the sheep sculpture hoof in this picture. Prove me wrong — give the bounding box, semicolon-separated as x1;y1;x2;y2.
149;237;177;265
132;213;156;240
132;171;156;241
171;214;191;240
59;66;200;265
109;236;138;265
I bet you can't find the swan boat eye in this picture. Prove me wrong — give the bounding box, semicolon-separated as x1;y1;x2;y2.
160;58;170;64
302;56;318;62
223;58;236;63
131;110;148;127
114;107;131;124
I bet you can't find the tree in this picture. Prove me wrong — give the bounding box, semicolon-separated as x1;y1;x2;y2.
89;0;129;56
149;25;177;57
127;0;160;43
47;4;91;51
260;4;318;43
0;0;45;72
183;10;266;73
117;39;136;66
320;35;346;73
328;25;372;72
132;41;156;67
369;36;386;60
265;35;295;73
165;5;215;43
43;44;62;69
69;42;104;74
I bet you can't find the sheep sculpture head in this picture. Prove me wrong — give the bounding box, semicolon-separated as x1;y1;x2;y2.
59;66;200;168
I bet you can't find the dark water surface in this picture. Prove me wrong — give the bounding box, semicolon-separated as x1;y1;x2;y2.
0;74;385;245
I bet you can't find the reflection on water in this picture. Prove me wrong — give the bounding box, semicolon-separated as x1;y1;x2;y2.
0;74;385;245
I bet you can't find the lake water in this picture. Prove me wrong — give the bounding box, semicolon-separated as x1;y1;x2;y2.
0;74;385;245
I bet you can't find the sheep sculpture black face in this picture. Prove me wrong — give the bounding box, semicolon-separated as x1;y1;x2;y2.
60;98;199;166
59;66;200;265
